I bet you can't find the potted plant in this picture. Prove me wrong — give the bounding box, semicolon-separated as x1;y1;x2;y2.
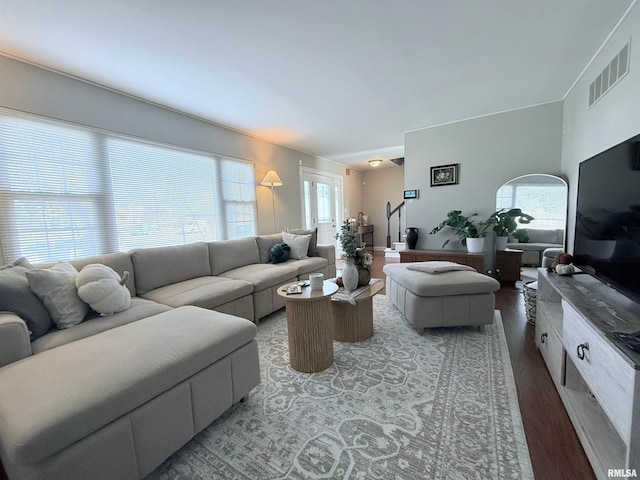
430;210;490;253
486;208;534;250
335;219;365;290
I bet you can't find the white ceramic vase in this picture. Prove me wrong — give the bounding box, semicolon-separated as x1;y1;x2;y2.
342;260;359;291
495;235;508;251
466;237;485;253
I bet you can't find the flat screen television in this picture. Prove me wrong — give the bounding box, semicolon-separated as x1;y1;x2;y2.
573;132;640;302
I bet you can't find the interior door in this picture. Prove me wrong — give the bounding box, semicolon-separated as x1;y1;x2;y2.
301;170;343;249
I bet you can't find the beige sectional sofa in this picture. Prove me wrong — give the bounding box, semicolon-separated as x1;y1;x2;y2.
506;228;564;266
0;232;335;480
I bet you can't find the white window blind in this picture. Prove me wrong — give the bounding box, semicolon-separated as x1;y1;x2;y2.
0;115;114;263
0;110;257;264
108;137;221;250
220;159;257;239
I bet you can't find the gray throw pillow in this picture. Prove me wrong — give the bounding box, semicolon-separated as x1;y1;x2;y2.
0;257;53;339
286;227;318;256
256;233;283;263
26;261;89;329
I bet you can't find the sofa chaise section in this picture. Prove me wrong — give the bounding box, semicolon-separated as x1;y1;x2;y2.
0;306;260;480
1;252;173;367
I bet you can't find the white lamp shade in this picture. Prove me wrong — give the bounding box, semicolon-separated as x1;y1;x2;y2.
260;170;283;187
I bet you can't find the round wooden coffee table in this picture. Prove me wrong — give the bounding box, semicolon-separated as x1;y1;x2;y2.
277;281;339;373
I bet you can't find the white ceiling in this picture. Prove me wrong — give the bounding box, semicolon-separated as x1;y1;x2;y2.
0;1;635;170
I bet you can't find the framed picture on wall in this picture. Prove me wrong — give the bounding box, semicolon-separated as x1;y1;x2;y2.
430;164;459;186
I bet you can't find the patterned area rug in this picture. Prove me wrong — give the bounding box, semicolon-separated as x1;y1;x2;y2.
147;295;533;480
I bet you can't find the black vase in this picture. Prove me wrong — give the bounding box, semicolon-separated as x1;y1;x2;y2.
405;227;419;249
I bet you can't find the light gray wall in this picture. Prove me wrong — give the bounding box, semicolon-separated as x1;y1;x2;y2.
342;167;364;222
362;165;405;250
404;101;564;266
561;4;640;252
0;55;362;241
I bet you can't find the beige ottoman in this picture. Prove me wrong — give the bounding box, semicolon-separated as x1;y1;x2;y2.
383;262;500;333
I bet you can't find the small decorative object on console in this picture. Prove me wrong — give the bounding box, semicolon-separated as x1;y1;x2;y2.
554;253;575;275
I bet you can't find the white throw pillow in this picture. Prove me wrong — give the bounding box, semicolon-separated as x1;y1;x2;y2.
282;232;312;260
26;261;90;329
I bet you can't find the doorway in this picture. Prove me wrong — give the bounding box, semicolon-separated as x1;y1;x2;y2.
300;168;343;248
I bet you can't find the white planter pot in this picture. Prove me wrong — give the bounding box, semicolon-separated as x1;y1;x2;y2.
466;237;485;253
495;236;508;251
341;260;359;291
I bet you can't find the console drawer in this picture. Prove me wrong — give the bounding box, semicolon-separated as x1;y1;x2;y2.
562;300;634;442
536;302;564;387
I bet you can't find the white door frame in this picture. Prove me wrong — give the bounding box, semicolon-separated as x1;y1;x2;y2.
299;166;343;249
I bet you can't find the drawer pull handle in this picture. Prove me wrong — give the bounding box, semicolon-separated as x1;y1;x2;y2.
577;342;589;360
540;333;548;344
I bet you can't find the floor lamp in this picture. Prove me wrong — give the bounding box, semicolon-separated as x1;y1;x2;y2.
261;170;283;232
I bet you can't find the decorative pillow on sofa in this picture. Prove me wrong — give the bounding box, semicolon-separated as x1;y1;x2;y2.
513;229;529;243
269;243;290;264
26;261;89;329
282;231;311;260
0;257;53;339
406;261;477;274
286;227;318;256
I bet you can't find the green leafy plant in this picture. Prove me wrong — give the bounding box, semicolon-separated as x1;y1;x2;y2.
485;208;534;237
430;210;491;248
355;247;373;270
335;219;359;261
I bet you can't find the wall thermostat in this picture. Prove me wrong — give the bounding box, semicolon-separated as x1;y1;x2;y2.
403;189;419;199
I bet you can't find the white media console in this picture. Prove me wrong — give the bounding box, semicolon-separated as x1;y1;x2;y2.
536;269;640;479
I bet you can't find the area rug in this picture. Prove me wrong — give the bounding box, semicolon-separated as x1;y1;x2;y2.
147;295;533;480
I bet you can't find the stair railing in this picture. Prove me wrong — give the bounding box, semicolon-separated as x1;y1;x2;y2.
386;201;405;248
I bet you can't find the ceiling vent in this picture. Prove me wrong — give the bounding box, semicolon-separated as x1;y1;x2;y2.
390;157;404;166
589;40;630;108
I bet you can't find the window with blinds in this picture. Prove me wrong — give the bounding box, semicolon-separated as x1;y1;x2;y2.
0;110;257;264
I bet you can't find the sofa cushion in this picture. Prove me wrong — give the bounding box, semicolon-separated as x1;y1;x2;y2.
286;227;318;256
219;264;298;292
131;242;211;295
25;262;89;330
140;276;253;310
0;257;52;340
510;243;561;252
208;237;260;275
0;306;257;464
283;256;329;277
513;228;564;245
30;297;172;354
255;233;283;263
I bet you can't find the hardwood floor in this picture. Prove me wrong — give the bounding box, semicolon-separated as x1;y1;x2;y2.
0;252;595;480
369;252;596;480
